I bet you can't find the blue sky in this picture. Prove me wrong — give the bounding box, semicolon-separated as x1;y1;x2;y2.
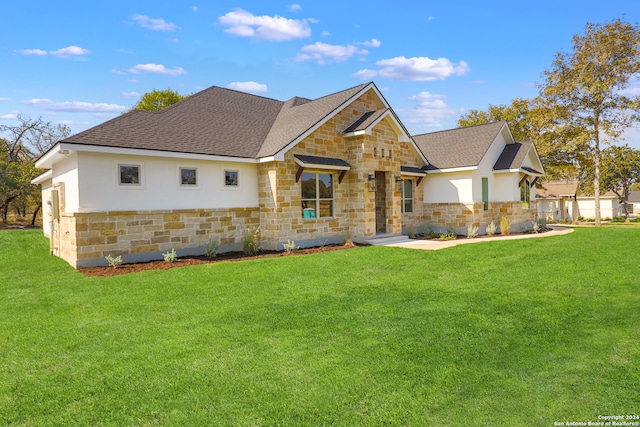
2;0;640;148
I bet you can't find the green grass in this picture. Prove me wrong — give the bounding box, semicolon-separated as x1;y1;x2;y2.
1;228;639;426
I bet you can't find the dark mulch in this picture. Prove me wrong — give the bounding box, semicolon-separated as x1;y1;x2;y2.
79;243;359;277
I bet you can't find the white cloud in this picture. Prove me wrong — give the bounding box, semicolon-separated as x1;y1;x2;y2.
112;69;127;75
359;38;381;48
321;30;330;37
0;112;19;120
50;46;91;58
16;49;48;56
132;14;180;32
354;56;469;81
406;92;463;130
21;99;127;113
288;4;301;12
190;6;199;12
57;120;91;126
218;8;312;41
0;97;10;101
296;42;370;64
226;81;268;94
352;69;378;80
128;63;187;76
121;92;141;98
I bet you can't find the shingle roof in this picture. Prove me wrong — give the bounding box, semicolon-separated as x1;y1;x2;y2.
536;180;579;198
343;109;387;133
493;141;532;171
628;190;640;203
61;83;370;159
257;83;369;157
412;121;506;170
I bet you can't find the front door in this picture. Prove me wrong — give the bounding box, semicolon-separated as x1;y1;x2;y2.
375;171;386;234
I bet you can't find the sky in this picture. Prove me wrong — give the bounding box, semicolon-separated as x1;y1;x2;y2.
2;0;640;149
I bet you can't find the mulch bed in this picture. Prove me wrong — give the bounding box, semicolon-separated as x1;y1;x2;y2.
79;243;359;277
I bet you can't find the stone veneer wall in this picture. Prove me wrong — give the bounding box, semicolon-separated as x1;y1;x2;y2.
258;88;426;246
420;201;538;234
61;208;259;268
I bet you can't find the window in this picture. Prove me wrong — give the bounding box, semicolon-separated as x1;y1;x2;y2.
402;179;413;213
180;167;197;186
482;177;489;211
224;170;239;187
301;172;333;218
520;179;530;209
119;164;140;185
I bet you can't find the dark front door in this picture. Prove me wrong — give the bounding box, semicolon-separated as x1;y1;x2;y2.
375;171;386;234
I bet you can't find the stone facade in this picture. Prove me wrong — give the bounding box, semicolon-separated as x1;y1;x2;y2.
257;88;426;248
420;201;539;234
53;207;260;268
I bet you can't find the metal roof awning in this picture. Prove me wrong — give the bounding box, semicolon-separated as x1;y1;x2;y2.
294;154;351;184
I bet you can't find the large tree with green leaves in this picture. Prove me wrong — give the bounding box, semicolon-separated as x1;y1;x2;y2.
536;17;640;226
131;88;187;112
580;145;640;221
0;115;70;222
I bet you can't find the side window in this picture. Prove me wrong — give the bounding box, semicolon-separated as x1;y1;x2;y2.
224;170;239;187
119;164;141;185
180;167;197;186
482;177;489;211
402;179;413;213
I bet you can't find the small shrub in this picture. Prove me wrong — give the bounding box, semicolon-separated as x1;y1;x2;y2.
242;226;261;256
204;238;219;258
162;248;177;263
532;221;540;233
105;254;122;269
420;223;435;238
283;239;299;253
486;221;497;236
318;238;330;250
406;226;417;239
163;248;177;263
439;226;457;240
499;216;512;235
466;223;479;238
538;217;547;229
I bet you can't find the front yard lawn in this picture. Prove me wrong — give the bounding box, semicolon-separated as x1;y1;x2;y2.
1;228;638;426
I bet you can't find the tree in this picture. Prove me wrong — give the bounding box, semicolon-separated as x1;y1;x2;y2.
0;115;70;222
580;145;640;221
536;18;640;226
131;88;187;112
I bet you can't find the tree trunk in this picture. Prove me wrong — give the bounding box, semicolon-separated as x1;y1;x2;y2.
31;205;41;226
594;129;601;226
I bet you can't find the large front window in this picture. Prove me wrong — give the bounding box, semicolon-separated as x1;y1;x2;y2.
520;179;530;209
402;179;413;213
301;172;333;218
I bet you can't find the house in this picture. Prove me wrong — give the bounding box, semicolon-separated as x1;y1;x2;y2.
627;190;640;215
32;82;544;268
536;180;621;221
413;122;544;234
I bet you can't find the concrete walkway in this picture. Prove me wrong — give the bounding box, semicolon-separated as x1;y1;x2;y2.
372;227;574;251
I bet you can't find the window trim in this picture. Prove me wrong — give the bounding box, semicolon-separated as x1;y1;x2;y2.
301;171;334;219
520;178;531;209
223;169;240;189
401;179;413;213
116;162;144;189
178;166;199;189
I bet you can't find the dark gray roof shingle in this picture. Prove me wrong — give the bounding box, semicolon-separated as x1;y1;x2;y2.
493;140;533;171
62;83;370;159
413;121;506;170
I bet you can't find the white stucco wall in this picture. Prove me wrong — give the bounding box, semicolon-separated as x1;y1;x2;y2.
40;179;53;237
52;152;80;213
73;152;259;212
576;198;619;219
424;172;472;203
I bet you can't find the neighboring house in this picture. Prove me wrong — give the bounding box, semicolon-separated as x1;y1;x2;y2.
33;82;544;268
536;180;620;221
627;190;640;215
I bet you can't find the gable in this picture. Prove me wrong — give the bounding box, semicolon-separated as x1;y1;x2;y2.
415;122;507;171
